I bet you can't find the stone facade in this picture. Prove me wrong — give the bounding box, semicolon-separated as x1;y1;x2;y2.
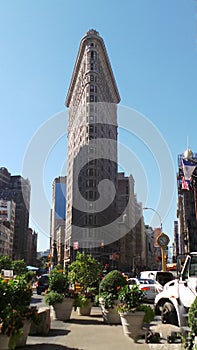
176;150;197;255
0;167;30;261
64;30;120;265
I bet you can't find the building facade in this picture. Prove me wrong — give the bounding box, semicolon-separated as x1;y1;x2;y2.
176;149;197;255
26;228;38;266
117;172;146;272
0;167;30;261
64;30;120;265
50;176;66;266
0;199;16;258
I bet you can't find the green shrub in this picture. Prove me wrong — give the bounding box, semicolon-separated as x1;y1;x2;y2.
140;304;155;323
45;290;64;305
188;296;197;335
49;268;69;294
99;270;127;309
117;284;144;312
99;270;127;294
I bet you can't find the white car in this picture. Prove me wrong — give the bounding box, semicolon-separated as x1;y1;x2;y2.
128;277;163;302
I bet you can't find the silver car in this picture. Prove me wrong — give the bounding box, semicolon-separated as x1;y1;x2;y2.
128;277;163;302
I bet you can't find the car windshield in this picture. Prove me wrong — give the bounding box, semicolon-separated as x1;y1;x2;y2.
138;279;156;284
39;275;49;282
156;272;174;286
128;278;138;285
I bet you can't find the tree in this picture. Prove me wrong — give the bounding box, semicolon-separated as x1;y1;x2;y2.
68;252;101;293
12;259;27;275
0;256;12;271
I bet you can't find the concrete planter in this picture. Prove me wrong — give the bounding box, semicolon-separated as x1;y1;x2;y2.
15;319;31;348
119;311;145;340
0;334;10;350
77;300;93;316
99;298;121;324
30;307;50;335
52;297;74;321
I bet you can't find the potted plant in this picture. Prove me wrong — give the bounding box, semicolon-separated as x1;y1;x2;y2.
74;290;95;316
117;284;154;341
98;270;127;324
185;296;197;349
0;275;38;350
0;306;24;350
45;267;75;321
68;252;101;316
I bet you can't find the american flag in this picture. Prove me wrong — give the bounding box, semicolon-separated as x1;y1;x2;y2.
182;176;190;191
182;158;196;180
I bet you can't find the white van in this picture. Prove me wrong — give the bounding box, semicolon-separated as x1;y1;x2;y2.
139;270;174;286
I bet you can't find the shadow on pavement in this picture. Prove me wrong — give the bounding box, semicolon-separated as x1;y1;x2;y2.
31;297;43;304
47;328;70;337
17;345;83;350
69;317;103;326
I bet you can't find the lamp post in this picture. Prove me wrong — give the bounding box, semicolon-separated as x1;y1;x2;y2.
143;207;169;271
143;207;162;230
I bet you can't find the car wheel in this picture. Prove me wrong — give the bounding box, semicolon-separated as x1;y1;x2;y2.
161;302;178;326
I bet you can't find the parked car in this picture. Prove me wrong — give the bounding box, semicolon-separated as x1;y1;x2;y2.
35;274;49;295
139;271;175;287
128;277;163;302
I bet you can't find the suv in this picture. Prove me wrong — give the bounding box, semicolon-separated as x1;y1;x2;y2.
35;274;49;295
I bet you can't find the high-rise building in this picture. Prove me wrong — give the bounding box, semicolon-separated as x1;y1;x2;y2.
50;176;66;265
26;228;38;266
177;148;197;255
64;30;120;265
116;172;146;271
0;167;30;261
0;198;16;258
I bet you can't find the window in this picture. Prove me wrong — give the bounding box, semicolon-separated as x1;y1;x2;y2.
89;125;94;133
89;180;93;187
90;95;94;102
90;75;94;81
89;215;93;224
90;84;94;92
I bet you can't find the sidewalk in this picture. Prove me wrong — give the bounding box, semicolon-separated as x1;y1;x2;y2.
18;307;183;350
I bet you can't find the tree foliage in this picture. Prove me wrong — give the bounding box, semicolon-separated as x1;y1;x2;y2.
0;255;12;271
68;252;101;293
12;259;27;275
188;296;197;335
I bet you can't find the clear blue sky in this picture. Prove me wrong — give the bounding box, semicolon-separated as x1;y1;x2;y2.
0;0;197;251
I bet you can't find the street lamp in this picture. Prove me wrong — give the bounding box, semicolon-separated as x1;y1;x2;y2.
143;207;162;230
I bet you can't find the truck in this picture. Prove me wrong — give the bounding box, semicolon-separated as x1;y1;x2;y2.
155;252;197;327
